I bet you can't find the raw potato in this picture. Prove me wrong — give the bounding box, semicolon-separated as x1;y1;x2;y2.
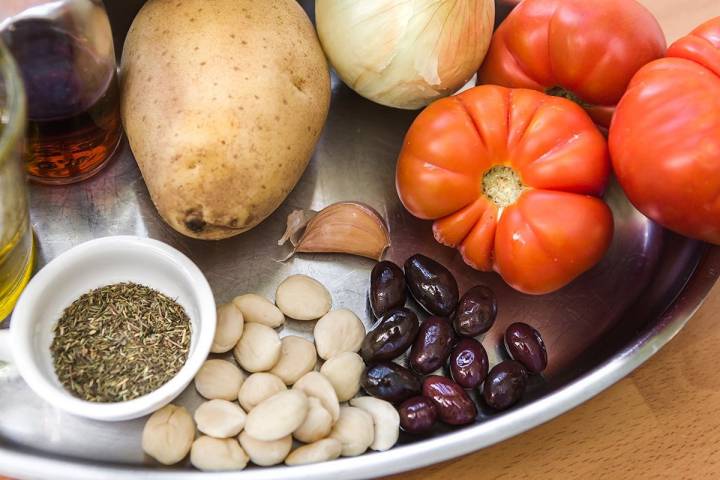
293;396;333;443
238;373;287;411
233;322;281;372
314;309;365;360
320;352;364;402
270;335;317;385
233;294;285;328
329;406;375;457
194;400;247;438
190;436;249;471
275;275;331;320
285;438;342;466
120;0;330;239
142;404;195;465
349;396;400;451
195;359;246;401
292;371;340;423
238;432;292;467
211;303;244;353
245;390;309;441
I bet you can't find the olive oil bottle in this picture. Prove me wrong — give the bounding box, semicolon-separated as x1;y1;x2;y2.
0;38;34;322
0;216;34;321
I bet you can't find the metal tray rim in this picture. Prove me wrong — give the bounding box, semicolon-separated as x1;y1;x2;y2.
2;246;717;480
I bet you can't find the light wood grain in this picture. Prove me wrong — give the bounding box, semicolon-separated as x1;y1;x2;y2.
391;3;720;478
642;0;718;42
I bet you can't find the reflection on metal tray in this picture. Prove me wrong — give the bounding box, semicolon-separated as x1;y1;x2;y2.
1;1;718;479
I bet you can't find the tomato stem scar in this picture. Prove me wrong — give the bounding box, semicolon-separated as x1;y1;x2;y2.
482;165;524;208
546;86;592;109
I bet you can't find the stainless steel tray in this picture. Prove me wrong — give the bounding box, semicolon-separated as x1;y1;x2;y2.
1;1;719;478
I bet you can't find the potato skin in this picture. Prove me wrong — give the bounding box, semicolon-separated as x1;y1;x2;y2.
120;0;330;239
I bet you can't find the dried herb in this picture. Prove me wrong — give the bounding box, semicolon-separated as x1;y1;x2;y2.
50;282;191;403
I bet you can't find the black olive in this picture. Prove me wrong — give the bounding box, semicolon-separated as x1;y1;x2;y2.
452;285;497;337
370;261;407;318
482;360;528;411
504;322;547;373
361;362;421;403
408;316;455;374
404;254;459;316
360;308;419;363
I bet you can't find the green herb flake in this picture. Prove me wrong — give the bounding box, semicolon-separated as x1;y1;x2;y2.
50;282;191;403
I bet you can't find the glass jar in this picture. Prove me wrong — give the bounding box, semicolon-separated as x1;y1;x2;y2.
1;0;122;184
0;38;34;321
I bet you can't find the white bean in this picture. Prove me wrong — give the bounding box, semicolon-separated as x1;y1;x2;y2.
349;396;400;451
190;436;248;471
142;404;195;465
194;359;246;401
285;438;342;466
293;396;333;443
211;303;244;353
320;352;365;402
237;373;287;411
233;293;285;328
292;371;340;423
270;336;317;385
275;275;331;320
245;390;309;441
329;406;374;457
313;309;365;360
194;400;246;438
238;432;292;467
233;322;281;372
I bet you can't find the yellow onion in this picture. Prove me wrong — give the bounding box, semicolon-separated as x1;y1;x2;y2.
316;0;495;109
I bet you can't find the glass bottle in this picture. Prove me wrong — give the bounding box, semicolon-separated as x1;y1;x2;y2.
1;0;122;184
0;38;34;321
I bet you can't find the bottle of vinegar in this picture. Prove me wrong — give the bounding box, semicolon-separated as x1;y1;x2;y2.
1;0;122;184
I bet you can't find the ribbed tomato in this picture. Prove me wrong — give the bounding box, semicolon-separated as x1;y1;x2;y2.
609;17;720;244
396;85;613;294
477;0;666;127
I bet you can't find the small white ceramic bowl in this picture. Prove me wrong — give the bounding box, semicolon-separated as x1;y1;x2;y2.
5;236;216;421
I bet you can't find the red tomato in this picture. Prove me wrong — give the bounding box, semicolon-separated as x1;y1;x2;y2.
396;85;613;294
478;0;666;127
609;17;720;244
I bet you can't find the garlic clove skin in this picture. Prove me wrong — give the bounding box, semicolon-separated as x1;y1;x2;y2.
277;209;316;247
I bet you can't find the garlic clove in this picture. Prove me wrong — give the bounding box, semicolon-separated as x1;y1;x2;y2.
279;202;390;261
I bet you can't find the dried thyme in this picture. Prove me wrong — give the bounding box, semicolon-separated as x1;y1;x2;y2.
50;282;191;403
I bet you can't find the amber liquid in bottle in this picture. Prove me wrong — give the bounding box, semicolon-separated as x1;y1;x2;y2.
7;19;122;184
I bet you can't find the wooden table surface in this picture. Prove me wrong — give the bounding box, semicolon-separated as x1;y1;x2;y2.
2;2;719;480
390;5;720;479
